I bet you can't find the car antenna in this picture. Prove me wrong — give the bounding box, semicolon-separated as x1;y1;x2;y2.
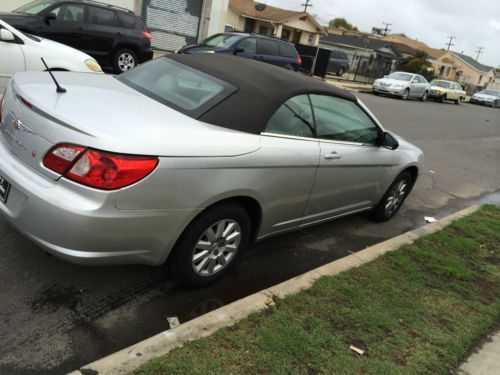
41;58;67;93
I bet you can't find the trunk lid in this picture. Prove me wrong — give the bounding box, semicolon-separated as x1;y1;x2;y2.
2;72;260;178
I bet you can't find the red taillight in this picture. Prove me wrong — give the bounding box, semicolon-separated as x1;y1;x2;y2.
43;145;159;190
297;56;302;65
142;31;152;41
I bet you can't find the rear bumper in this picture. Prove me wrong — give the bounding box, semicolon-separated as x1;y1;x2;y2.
137;47;154;63
0;134;200;266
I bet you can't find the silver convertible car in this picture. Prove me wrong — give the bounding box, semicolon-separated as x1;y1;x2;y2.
0;54;423;286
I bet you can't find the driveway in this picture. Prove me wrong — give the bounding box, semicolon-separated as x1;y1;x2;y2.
0;94;499;374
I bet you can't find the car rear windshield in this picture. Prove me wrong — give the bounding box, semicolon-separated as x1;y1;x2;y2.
117;58;237;118
387;72;413;81
201;33;242;48
14;0;58;14
430;80;451;88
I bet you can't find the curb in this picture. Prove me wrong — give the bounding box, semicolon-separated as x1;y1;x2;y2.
70;204;481;375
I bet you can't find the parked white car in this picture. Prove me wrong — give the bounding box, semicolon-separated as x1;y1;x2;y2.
372;72;431;101
0;19;102;90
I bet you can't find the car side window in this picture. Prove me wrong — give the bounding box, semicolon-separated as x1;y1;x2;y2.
310;95;379;145
265;95;315;138
278;43;296;58
236;38;256;54
89;6;119;26
257;39;279;56
117;12;136;28
50;4;85;23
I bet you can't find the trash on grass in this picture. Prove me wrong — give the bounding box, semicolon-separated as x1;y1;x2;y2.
424;216;437;223
265;298;276;309
166;316;180;329
349;345;364;355
429;170;437;174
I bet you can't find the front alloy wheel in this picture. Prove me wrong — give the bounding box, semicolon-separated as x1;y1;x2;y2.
421;91;428;102
402;88;410;100
372;171;413;222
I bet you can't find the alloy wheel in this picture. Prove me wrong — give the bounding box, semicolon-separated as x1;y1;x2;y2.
384;180;408;216
118;53;136;72
422;91;428;101
192;219;241;276
402;89;409;100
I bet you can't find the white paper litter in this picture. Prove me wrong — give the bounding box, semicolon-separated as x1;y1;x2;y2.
429;170;437;174
349;345;364;355
166;316;180;329
424;216;437;223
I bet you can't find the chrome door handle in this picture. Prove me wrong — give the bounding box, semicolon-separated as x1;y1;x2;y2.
324;152;342;160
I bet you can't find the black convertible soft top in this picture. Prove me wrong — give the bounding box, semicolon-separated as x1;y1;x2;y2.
166;53;357;134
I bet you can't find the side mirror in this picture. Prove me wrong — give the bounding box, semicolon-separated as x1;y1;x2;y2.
45;13;57;25
233;47;244;55
380;131;399;150
0;29;15;42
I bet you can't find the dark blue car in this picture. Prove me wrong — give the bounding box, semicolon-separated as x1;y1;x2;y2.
177;33;302;72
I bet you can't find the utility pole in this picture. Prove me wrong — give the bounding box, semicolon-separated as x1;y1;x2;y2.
382;22;392;36
445;36;455;51
301;0;312;13
475;47;484;61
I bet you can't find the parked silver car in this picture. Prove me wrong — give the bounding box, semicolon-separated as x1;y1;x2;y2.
0;54;423;286
373;72;431;101
469;89;500;107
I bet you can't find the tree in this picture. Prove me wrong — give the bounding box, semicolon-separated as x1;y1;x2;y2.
397;50;435;81
329;18;358;31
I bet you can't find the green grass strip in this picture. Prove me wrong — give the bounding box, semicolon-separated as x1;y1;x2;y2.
135;205;500;375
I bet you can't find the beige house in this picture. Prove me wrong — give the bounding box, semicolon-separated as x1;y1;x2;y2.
227;0;325;46
440;51;495;87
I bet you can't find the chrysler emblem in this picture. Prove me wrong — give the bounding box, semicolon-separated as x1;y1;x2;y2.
9;113;36;135
13;119;22;130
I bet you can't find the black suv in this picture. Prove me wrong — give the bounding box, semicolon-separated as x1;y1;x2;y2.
0;0;153;73
178;33;302;72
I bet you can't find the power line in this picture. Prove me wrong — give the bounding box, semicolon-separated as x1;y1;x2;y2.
301;0;312;13
445;36;455;51
382;22;392;36
475;47;484;61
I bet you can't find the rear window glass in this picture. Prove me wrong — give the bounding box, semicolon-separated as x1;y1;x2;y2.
278;43;296;58
118;12;136;28
118;58;237;118
257;39;279;55
89;6;119;26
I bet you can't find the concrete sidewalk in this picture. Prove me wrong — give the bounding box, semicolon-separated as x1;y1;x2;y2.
459;329;500;375
323;78;373;93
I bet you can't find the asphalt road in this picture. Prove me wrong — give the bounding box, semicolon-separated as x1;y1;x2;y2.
0;95;499;374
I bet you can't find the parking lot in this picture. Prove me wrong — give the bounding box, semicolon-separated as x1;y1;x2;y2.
0;94;499;374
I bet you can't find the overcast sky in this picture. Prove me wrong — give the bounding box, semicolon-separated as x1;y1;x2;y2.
266;0;500;67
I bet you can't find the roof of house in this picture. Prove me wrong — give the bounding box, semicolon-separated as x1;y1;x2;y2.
381;34;446;59
320;34;413;56
451;52;494;73
228;0;323;31
167;53;355;134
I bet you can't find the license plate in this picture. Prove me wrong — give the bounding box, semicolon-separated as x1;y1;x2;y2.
0;176;11;203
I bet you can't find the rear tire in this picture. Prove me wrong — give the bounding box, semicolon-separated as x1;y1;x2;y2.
337;67;345;76
455;97;461;105
113;48;138;74
372;171;413;222
168;202;251;288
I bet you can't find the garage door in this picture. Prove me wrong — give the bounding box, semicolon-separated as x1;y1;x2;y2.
143;0;203;52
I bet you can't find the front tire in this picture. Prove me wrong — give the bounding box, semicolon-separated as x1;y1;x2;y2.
169;202;251;287
372;171;413;222
401;88;410;100
337;67;345;76
420;91;428;102
113;48;138;74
